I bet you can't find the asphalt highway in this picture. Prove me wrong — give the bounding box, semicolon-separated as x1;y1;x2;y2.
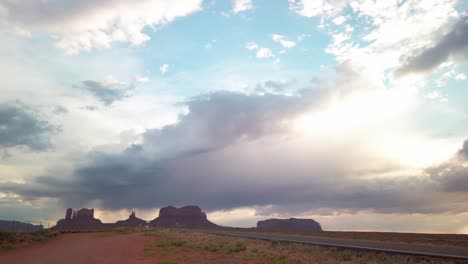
204;230;468;260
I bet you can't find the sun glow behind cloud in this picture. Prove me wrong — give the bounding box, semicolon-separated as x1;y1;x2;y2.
292;88;456;168
292;89;414;136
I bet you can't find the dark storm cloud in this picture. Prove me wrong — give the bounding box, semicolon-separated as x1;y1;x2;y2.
254;79;298;93
459;139;468;157
1;62;466;215
3;89;468;215
0;91;326;210
2;145;463;214
395;13;468;76
0;147;163;208
141;91;309;159
434;166;468;192
77;80;135;106
0;1;98;27
428;139;468;192
0;101;56;150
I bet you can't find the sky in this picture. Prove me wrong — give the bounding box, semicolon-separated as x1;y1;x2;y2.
0;0;468;233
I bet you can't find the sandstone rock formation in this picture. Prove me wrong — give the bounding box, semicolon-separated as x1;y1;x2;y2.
150;206;217;228
257;218;322;232
54;206;217;229
0;220;43;231
115;211;147;227
55;208;103;228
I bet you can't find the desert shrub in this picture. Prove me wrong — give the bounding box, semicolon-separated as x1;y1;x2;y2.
0;243;13;250
144;230;159;236
334;249;354;261
274;255;287;264
171;240;186;247
227;241;247;253
242;253;257;261
203;242;220;252
0;232;16;243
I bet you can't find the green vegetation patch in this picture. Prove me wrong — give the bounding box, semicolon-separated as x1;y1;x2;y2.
142;229;456;264
226;241;247;253
0;230;62;251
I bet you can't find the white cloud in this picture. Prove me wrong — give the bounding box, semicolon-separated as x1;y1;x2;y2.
273;58;281;64
332;15;346;25
245;41;259;50
220;11;231;18
436;69;466;87
272;34;296;48
102;75;120;86
455;73;466;80
289;0;460;86
12;26;32;37
233;0;254;14
297;34;310;41
160;64;169;74
0;0;203;55
256;48;273;59
134;75;150;83
330;32;351;46
344;24;354;32
245;42;275;59
204;39;217;49
288;0;347;18
425;91;440;100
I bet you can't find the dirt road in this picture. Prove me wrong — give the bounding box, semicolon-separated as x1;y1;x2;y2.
0;232;152;264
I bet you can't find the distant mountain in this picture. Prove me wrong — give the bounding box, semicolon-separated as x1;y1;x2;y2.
55;208;102;228
257;218;322;232
150;205;218;228
114;211;147;227
52;205;218;229
0;220;44;232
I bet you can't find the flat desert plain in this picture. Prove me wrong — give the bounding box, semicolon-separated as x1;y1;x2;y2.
0;229;465;263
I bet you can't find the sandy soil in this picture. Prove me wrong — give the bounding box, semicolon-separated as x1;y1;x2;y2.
0;229;459;263
143;229;456;264
0;232;153;264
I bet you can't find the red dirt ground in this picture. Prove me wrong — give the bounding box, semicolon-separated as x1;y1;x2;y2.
0;232;153;264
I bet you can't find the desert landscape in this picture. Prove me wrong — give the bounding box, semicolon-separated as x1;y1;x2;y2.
2;0;468;263
1;228;468;264
1;205;468;263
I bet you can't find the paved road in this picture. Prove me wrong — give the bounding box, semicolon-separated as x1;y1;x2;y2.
204;230;468;260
